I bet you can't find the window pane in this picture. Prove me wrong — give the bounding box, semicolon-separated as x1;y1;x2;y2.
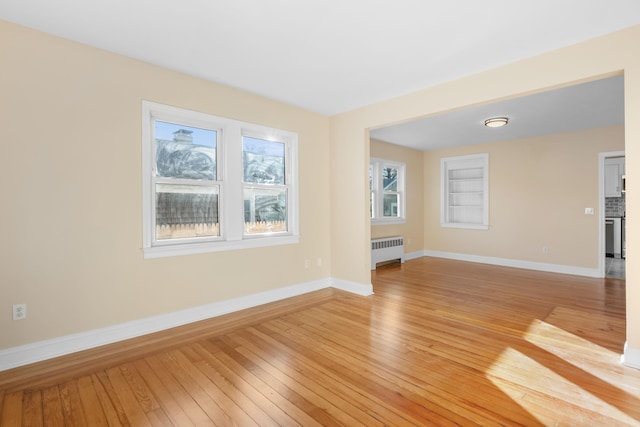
369;164;373;191
155;184;219;240
243;136;285;184
369;164;374;218
155;121;217;180
244;187;287;234
370;192;374;218
383;193;399;217
383;167;398;191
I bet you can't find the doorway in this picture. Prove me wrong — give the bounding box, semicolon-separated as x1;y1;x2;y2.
600;151;626;279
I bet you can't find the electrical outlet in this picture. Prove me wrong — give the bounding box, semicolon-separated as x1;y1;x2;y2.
304;259;310;268
13;304;26;320
543;246;549;254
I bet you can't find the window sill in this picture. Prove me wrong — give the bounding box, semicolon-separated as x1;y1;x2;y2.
143;235;299;259
371;218;406;226
440;223;489;230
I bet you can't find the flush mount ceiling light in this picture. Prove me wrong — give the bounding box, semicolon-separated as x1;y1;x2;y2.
484;117;509;128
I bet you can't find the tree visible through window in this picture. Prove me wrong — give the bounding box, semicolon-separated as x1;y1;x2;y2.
382;166;399;217
370;158;405;224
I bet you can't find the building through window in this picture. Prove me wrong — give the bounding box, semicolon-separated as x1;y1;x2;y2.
142;101;299;258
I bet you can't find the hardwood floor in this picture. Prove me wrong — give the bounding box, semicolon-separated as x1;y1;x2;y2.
1;257;639;426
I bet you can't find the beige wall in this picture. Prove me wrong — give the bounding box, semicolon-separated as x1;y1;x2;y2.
0;20;331;349
370;139;424;254
423;126;624;267
3;17;640;359
330;120;371;283
330;26;640;351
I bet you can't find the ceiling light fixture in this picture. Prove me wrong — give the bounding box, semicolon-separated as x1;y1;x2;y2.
484;117;509;128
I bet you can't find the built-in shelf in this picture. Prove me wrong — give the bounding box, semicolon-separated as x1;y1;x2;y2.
441;155;488;229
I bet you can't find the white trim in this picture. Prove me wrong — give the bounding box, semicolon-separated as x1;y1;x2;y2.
0;277;373;372
144;235;299;258
404;250;424;261
440;153;489;229
370;157;406;224
439;223;489;230
421;250;600;278
622;342;640;370
371;218;406;226
331;278;374;296
142;101;299;259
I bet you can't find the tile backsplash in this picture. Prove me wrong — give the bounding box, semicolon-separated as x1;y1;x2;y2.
605;195;625;217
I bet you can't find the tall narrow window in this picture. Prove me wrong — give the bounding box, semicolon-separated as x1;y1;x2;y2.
441;153;489;229
242;135;288;235
370;158;405;224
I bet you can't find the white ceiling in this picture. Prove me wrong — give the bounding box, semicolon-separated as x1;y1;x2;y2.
370;75;625;151
0;0;638;148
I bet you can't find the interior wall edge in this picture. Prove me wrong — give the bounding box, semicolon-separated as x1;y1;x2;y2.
622;342;640;370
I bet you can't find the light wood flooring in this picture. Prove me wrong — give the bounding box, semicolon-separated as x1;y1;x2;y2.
1;257;639;426
606;256;626;279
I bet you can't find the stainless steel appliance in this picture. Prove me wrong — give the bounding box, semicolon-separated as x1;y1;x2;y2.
606;219;614;257
622;217;626;259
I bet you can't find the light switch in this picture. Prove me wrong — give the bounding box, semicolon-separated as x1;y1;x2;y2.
585;207;594;215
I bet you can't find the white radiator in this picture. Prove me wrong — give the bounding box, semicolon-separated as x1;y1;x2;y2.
371;236;405;270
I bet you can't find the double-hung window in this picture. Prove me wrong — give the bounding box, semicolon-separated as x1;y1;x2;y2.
370;158;406;224
142;101;298;258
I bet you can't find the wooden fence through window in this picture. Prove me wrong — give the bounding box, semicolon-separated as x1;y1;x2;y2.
156;221;286;240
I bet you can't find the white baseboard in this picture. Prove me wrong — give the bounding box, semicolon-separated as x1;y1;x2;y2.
422;250;601;278
0;277;371;372
331;278;374;296
0;251;606;373
622;342;640;370
404;250;424;261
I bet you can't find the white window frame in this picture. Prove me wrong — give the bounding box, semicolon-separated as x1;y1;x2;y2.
142;101;299;258
370;157;406;225
440;153;489;230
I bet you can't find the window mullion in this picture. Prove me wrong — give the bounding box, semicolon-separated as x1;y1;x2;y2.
225;123;243;241
153;177;220;187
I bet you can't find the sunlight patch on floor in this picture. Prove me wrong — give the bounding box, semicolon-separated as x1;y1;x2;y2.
486;326;640;425
525;317;640;387
486;343;639;425
525;318;619;360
